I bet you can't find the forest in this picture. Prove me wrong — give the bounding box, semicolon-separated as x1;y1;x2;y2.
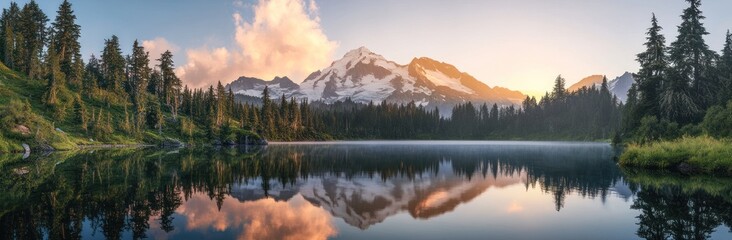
0;0;730;153
619;0;732;173
0;0;625;152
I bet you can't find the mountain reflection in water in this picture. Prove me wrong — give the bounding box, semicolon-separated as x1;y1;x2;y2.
1;141;731;240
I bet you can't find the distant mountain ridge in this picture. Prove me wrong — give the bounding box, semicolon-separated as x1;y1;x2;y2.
226;76;300;98
568;72;636;102
226;47;525;112
568;75;604;92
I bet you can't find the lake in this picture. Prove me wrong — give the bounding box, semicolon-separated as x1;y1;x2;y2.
2;141;732;239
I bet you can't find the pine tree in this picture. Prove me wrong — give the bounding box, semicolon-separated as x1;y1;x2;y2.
127;40;151;129
216;81;226;125
100;35;125;91
74;97;88;133
147;69;162;94
623;83;641;133
551;75;567;101
43;40;64;107
719;30;732;103
51;0;81;86
147;98;164;133
158;50;180;109
0;3;20;69
635;14;667;119
17;0;48;79
666;0;716;121
83;54;102;94
261;86;275;136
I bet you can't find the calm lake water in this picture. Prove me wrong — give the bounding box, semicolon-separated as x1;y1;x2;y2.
2;141;732;240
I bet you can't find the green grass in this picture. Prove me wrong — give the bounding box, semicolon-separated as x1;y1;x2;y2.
0;61;264;153
619;136;732;174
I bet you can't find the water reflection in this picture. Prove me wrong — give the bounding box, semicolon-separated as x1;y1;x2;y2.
624;170;732;240
0;142;730;239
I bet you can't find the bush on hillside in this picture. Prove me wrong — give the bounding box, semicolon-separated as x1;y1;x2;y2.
702;101;732;139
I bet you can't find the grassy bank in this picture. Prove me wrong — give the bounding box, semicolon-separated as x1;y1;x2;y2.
0;61;264;153
619;136;732;174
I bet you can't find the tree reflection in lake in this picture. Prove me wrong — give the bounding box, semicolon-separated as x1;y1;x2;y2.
0;142;731;239
625;170;732;240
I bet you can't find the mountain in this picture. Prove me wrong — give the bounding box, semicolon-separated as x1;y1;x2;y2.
568;72;636;102
229;47;525;112
568;75;604;92
608;72;635;102
225;76;300;99
299;162;522;229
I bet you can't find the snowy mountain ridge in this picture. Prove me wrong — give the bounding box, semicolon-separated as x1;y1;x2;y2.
568;72;636;102
227;47;526;112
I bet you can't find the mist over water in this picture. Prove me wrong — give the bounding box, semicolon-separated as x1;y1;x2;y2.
1;142;731;239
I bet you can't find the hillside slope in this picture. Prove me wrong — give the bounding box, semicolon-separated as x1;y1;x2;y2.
0;62;263;153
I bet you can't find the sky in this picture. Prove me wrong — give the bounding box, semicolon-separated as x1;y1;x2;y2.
3;0;732;96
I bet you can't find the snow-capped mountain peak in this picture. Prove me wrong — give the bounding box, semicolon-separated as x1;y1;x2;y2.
568;72;636;102
230;47;526;113
343;46;377;59
225;76;300;99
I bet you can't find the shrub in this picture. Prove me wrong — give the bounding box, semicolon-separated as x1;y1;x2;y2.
635;116;679;144
702;101;732;139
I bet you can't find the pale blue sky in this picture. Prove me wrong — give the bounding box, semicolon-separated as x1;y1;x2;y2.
3;0;731;95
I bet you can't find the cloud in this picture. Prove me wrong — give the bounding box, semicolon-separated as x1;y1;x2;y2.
176;193;337;240
177;0;338;89
142;37;180;66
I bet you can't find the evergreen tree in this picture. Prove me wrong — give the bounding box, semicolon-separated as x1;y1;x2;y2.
158;50;180;109
127;40;151;129
51;0;81;86
17;0;48;79
635;14;667;119
147;98;164;133
216;81;226;126
100;35;125;91
147;69;162;94
0;3;20;69
623;83;641;133
261;86;275;136
666;0;716;121
43;40;64;107
82;54;102;94
719;30;732;103
551;75;567;101
73;97;88;132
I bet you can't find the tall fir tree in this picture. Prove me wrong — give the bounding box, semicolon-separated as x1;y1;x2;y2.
260;86;275;136
0;3;20;69
18;0;48;79
100;35;125;91
719;30;732;103
82;54;102;94
127;40;151;129
665;0;715;123
551;75;567;101
147;69;162;95
43;40;64;107
635;14;667;119
623;83;641;133
51;0;81;87
158;50;181;109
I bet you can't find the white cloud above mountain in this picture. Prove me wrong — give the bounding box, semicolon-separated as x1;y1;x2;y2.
177;0;337;89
